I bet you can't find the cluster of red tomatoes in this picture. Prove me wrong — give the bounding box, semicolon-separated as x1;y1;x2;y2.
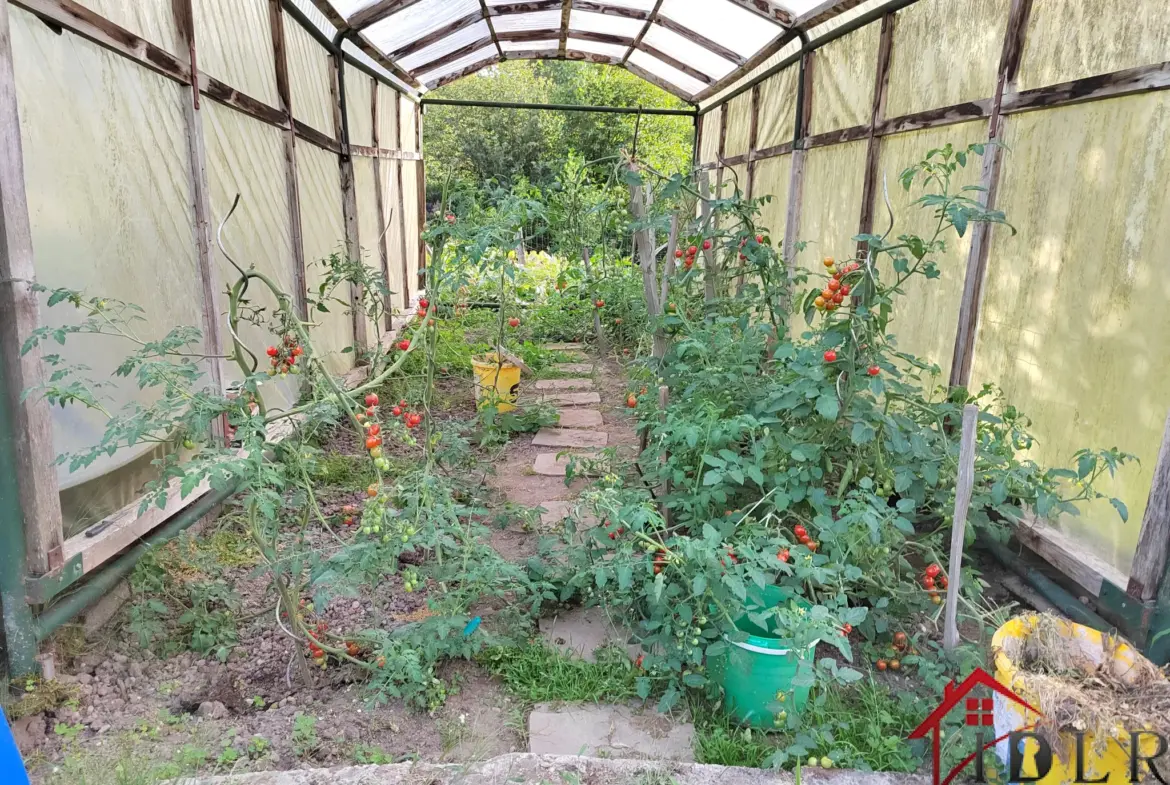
875;630;917;672
792;523;819;552
625;385;649;409
652;549;667;575
813;257;863;313
306;620;329;666
594;298;605;309
738;234;766;261
265;333;304;377
822;348;882;377
674;238;711;270
604;520;625;540
415;297;432;322
922;562;948;604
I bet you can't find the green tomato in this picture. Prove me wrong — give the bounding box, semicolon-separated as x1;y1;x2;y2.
807;757;818;767
821;758;833;769
182;439;197;450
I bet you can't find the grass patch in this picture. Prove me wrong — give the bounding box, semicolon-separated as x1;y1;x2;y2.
478;642;638;704
309;451;377;488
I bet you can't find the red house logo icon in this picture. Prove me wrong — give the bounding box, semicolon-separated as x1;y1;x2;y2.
909;667;1041;785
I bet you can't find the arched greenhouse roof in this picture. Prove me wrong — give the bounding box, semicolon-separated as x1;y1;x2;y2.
294;0;875;103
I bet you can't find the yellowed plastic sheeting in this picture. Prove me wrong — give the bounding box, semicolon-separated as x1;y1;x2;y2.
382;160;406;307
796;140;866;266
377;83;400;147
73;0;180;55
402;160;422;293
885;0;1007;119
346;70;375;147
353;157;387;341
296;143;353;376
723;92;752;158
202;100;298;411
1018;0;1170;92
699;107;722;164
400;96;419;153
873;121;988;380
756;67;797;151
285;10;335;137
194;0;279;107
972;95;1170;574
808;22;879;136
752;155;791;243
12;10;202;500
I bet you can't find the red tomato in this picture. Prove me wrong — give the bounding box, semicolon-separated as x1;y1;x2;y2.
674;249;683;258
365;436;380;450
398;339;410;351
688;245;697;255
419;298;429;309
368;424;380;436
923;575;936;590
391;406;402;417
755;234;764;243
365;393;379;407
702;239;712;250
840;284;850;296
777;548;790;562
868;365;880;376
827;279;840;292
832;292;844;304
266;346;279;357
793;525;807;538
925;563;941;578
823;349;837;363
509;317;520;327
366;407;376;417
876;659;888;671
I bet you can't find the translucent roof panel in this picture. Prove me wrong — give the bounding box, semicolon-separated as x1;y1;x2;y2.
399;21;492;71
570;10;646;39
657;0;783;56
585;0;658;9
364;0;480;54
418;45;499;86
628;49;706;95
492;11;564;33
340;38;414;93
567;38;630;60
642;24;738;79
500;39;560;52
289;0;336;37
328;0;380;17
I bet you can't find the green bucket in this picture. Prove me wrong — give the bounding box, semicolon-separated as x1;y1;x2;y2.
710;585;814;728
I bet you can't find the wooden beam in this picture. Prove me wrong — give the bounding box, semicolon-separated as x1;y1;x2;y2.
1128;411;1170;601
492;1;562;13
268;0;307;320
414;105;426;294
346;32;422;90
349;145;423;160
330;54;367;353
856;12;893;253
623;61;692;102
640;41;712;85
874;99;991;136
411;35;496;76
349;0;425;31
294;120;342;153
572;1;647;21
172;0;225;448
369;81;392;332
793;0;871;30
751;141;794;159
427;54;502;90
622;0;662;65
692;28;797;105
558;0;571;57
746;83;761;197
394;96;410;309
655;16;745;67
1002;60;1170;115
0;0;65;575
506;49;622;65
478;0;503;59
199;74;289;128
302;0;347;30
388;11;481;60
1016;516;1127;599
948;0;1031;389
782;50;813;264
725;0;794;27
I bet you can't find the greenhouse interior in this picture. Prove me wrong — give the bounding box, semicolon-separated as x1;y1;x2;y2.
2;0;1170;782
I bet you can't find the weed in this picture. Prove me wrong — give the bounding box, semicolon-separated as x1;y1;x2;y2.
291;712;320;758
173;744;210;771
310;451;377;488
5;677;81;720
156;680;182;696
53;722;85;741
351;742;394;764
245;735;271;759
479;643;637;703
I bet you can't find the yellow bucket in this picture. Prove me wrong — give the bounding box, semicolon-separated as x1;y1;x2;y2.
991;615;1164;784
471;354;521;412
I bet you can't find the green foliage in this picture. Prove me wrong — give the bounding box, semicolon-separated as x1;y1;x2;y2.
478;643;639;704
290;713;319;759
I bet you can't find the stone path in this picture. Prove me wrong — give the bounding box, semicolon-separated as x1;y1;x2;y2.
488;344;694;760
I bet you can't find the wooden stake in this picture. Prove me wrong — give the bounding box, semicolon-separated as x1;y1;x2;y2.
658;384;670;526
628;166;666;360
943;403;978;650
369;81;392;331
660;213;678;310
330;54;367;354
582;247;605;353
394;95;410;308
1127;410;1170;601
698;170;717;307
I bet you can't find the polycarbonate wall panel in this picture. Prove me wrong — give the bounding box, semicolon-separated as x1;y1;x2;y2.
346;70;375;146
723;92;753;157
381;160;406;307
972;95;1170;574
797;140;866;265
12;10;203;502
194;0;279;106
353;157;387;342
400;96;419;152
700;38;801;111
753;155;791;241
202;101;298;412
808;22;878;135
756;66;797;150
286;10;336;135
885;0;1006;119
297;143;353;375
73;0;180;55
872;121;988;381
376;83;400;146
289;0;336;38
402;161;422;295
1018;0;1170;91
699;107;721;164
365;0;480;53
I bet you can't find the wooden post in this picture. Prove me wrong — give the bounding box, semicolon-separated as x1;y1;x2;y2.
415;104;426;296
394;95;410;307
0;0;64;577
698;169;717;307
267;0;307;320
856;12;894;256
658;384;670;526
582;247;605;352
659;213;678;312
943;403;979;650
1127;410;1170;601
746;83;761;200
783;49;814;268
949;0;1033;388
628;166;666;360
369;81;392;331
329;53;367;353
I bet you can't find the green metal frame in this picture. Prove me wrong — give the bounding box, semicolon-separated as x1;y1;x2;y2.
1;357;38;676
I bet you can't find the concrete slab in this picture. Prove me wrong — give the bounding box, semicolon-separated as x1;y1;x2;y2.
185;752;930;785
538;606;637;662
528;704;694;762
533;453;572;476
535;378;594;391
553;362;594;374
532;428;608;448
555;408;604;428
535;391;601;406
544;342;585;351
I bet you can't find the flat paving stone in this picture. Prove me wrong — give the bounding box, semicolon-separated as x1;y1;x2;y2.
543;342;585;351
528;703;694;761
538;607;637;662
535;391;601;406
533;452;599;476
537;500;597;529
532;427;608;448
535;378;594;391
555;408;603;428
553;362;594;374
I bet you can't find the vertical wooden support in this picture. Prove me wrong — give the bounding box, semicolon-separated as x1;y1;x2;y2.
1127;411;1170;601
414;103;426;295
943;404;978;650
715;103;728;201
657;384;671;526
394;95;410;308
698;170;717;306
948;0;1032;388
267;0;307;319
783;50;814;265
330;53;367;352
582;247;605;352
628;166;666;361
0;0;64;578
857;13;894;255
369;81;392;330
745;84;761;199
